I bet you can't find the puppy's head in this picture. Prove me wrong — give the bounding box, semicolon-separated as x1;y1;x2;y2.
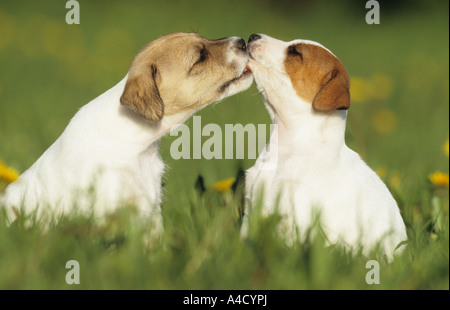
247;34;350;113
121;33;253;122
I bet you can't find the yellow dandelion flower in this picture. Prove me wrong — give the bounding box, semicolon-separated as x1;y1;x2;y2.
369;73;393;101
376;166;387;179
444;139;449;157
429;171;449;187
17;14;48;58
212;178;235;192
350;77;370;104
0;160;19;184
350;73;393;104
0;10;16;52
95;28;135;75
389;172;401;189
372;108;397;134
41;17;85;63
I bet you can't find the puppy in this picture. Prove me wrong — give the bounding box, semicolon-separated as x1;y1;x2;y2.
243;34;407;259
1;33;253;226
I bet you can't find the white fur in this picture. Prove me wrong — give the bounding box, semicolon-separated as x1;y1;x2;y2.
2;77;169;224
1;35;252;227
244;34;407;259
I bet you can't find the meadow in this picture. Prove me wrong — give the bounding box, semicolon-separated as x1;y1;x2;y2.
0;0;448;290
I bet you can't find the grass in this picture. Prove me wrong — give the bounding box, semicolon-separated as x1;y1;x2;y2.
0;184;448;290
0;0;448;290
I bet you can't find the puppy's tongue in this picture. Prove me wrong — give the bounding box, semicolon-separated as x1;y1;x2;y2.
245;64;252;72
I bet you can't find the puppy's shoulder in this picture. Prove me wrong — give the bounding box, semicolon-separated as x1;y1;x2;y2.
341;146;398;204
341;146;375;176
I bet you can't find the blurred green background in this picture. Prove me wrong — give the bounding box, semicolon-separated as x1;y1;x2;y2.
0;0;448;289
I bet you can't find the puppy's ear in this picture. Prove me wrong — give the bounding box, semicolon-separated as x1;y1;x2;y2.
312;69;350;112
120;65;164;122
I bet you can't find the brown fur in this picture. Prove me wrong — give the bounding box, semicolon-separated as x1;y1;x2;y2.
121;33;246;121
284;43;350;111
121;65;164;122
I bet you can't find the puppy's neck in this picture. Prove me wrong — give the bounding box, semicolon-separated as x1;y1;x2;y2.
268;96;348;160
101;76;196;155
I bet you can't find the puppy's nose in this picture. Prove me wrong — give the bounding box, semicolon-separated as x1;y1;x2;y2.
248;34;262;43
235;38;247;51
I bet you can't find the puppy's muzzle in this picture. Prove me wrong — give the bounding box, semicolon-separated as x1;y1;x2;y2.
247;34;262;60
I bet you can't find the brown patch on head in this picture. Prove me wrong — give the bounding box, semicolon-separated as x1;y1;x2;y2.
121;33;250;121
284;43;350;111
121;64;164;122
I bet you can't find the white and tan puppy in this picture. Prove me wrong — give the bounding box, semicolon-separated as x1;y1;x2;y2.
244;34;406;259
1;33;253;226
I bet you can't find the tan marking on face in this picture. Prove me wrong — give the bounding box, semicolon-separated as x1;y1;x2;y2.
120;33;250;122
284;43;350;111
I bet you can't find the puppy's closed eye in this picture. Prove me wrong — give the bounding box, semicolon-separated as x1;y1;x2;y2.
194;47;209;66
